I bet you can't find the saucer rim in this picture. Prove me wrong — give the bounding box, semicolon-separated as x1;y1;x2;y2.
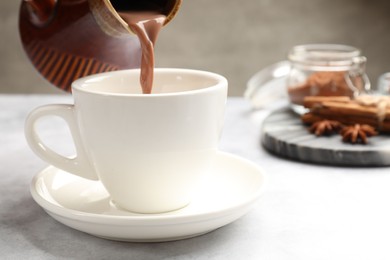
30;151;266;225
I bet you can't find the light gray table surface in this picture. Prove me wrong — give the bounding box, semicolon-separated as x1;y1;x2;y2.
1;94;390;260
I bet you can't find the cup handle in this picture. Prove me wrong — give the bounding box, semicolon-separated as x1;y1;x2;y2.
25;104;98;180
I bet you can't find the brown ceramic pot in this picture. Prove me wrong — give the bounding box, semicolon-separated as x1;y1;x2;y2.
19;0;181;92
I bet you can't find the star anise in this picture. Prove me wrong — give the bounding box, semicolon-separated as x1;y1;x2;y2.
309;120;343;136
340;124;378;144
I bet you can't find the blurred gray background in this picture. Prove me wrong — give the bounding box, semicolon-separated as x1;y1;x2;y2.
1;0;390;96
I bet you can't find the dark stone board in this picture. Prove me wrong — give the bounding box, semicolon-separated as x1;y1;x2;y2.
261;109;390;166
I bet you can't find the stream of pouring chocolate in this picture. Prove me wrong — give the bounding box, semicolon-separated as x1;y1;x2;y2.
119;12;166;94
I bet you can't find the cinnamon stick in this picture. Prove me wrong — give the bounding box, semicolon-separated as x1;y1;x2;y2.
301;96;390;132
303;96;351;108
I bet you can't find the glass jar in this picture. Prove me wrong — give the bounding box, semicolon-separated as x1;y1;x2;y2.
377;72;390;95
287;44;370;114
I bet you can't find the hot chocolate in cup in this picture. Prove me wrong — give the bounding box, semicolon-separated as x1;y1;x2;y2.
25;68;228;214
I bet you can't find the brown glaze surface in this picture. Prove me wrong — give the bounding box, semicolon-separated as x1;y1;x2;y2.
18;0;136;92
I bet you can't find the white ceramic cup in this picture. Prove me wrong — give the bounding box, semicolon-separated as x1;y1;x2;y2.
25;68;228;213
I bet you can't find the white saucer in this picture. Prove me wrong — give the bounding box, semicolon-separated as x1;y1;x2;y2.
30;151;266;242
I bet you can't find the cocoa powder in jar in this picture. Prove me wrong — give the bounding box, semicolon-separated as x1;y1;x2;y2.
288;71;354;106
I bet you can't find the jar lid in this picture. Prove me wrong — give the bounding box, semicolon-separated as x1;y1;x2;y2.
288;44;362;67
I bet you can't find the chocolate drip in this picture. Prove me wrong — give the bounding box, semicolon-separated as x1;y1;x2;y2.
119;12;166;94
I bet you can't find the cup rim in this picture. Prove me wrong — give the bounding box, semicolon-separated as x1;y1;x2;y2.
71;68;228;97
